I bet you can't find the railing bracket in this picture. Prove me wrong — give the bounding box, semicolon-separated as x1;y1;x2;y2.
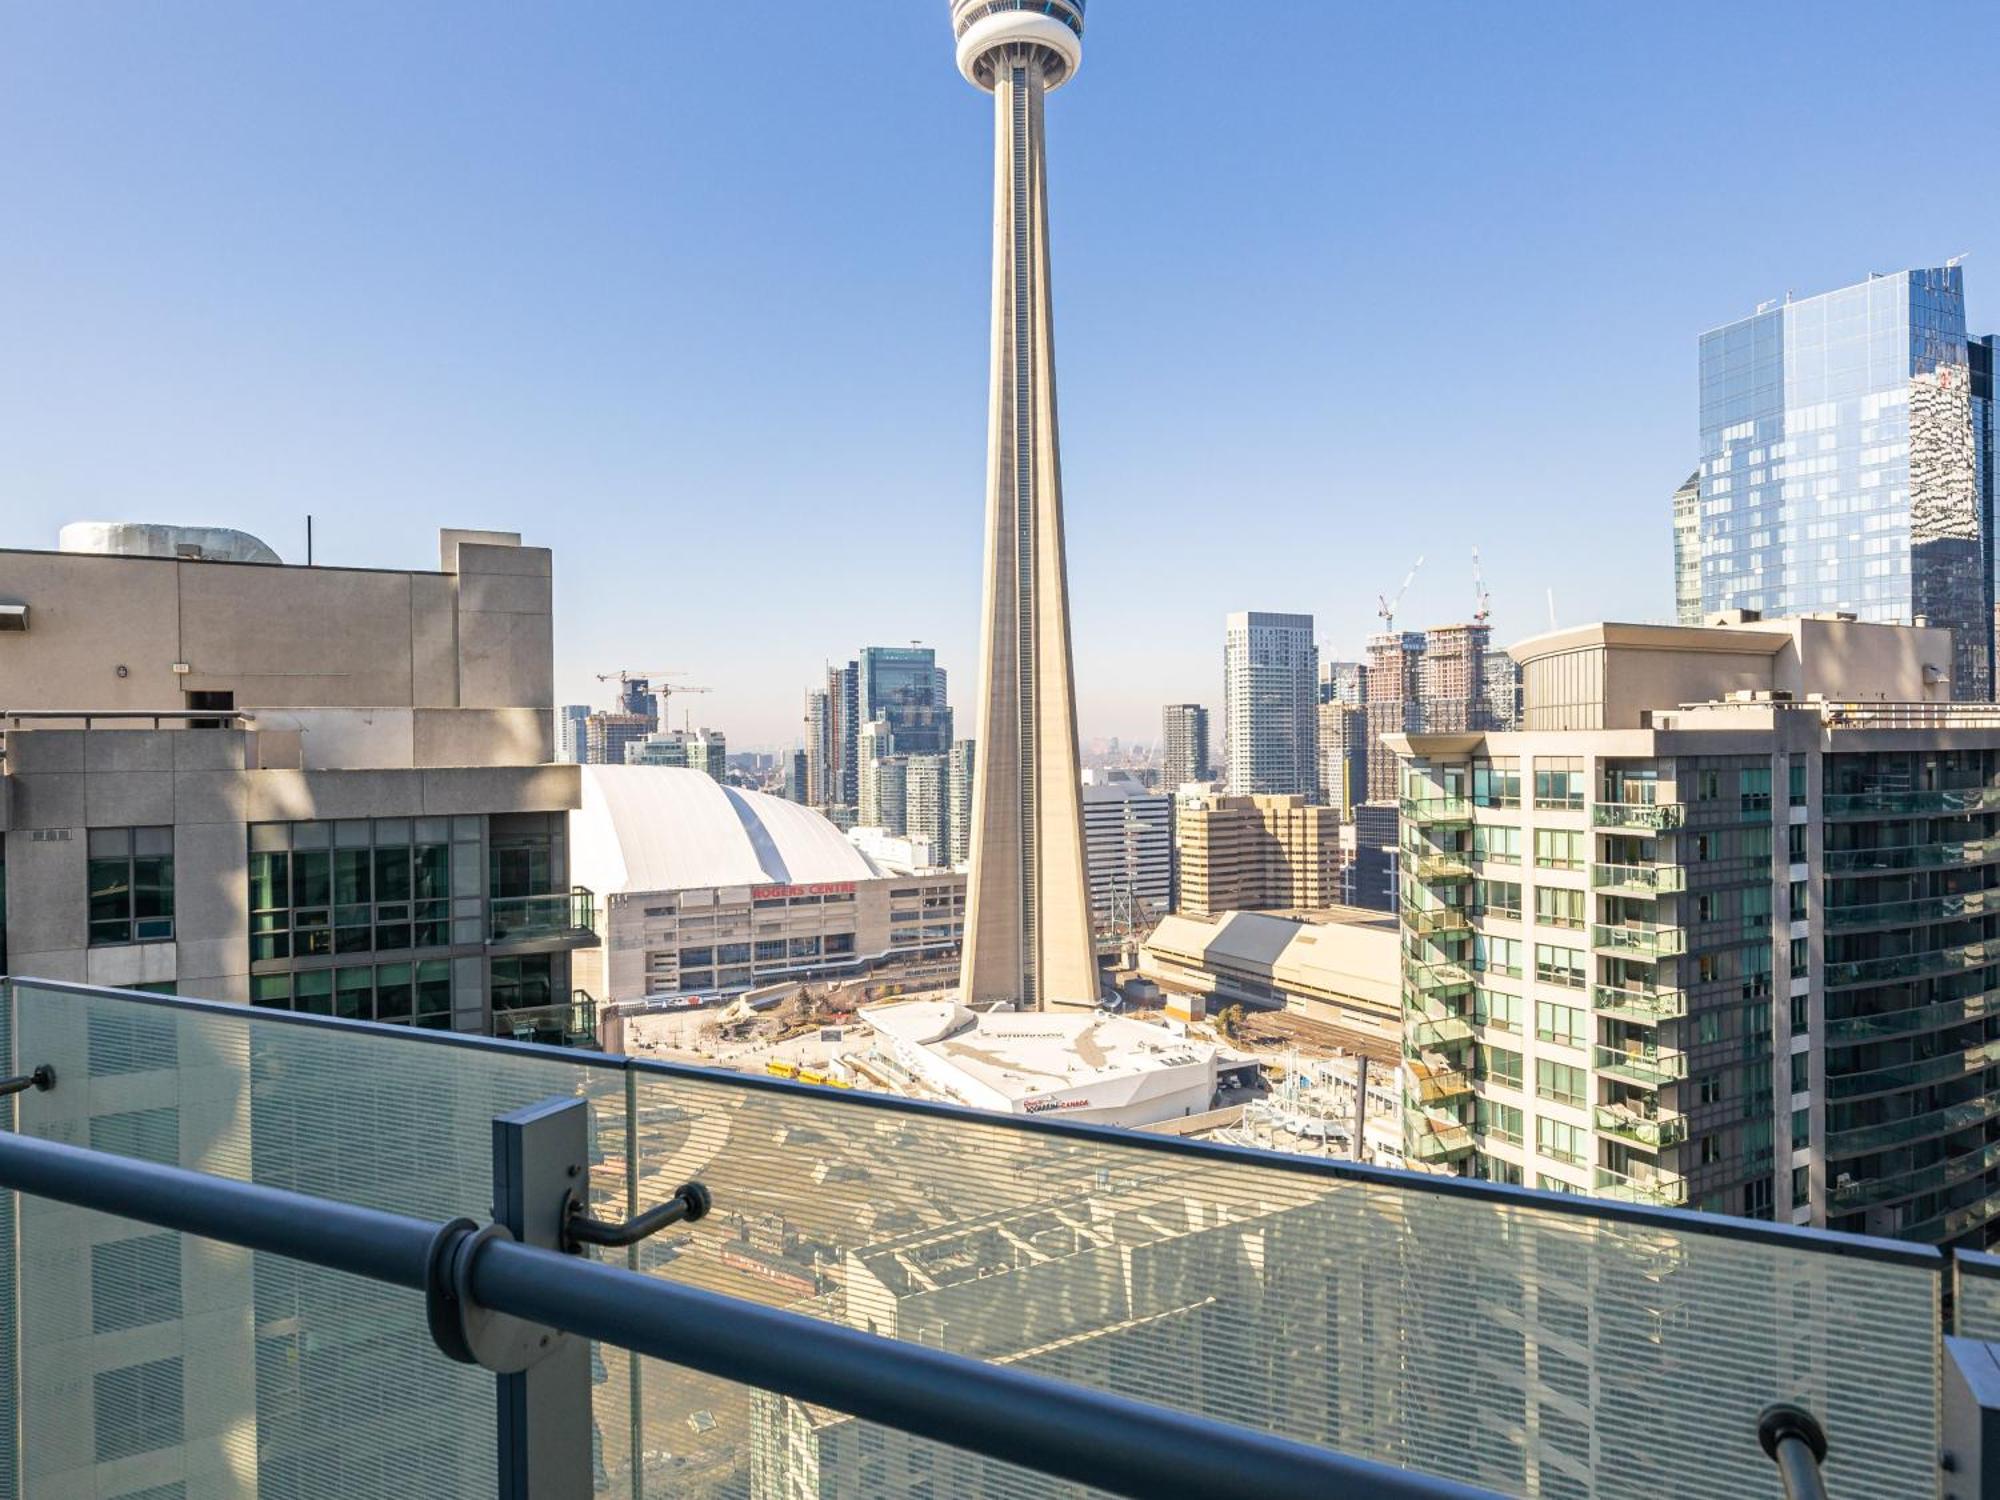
425;1216;568;1374
565;1181;710;1252
0;1064;55;1099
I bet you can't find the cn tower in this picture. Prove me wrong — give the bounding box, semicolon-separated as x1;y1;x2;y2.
950;0;1098;1011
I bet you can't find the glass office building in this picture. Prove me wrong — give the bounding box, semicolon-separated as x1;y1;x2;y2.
1698;265;1993;699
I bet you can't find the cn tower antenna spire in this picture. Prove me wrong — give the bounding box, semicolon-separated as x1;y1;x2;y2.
949;0;1097;1012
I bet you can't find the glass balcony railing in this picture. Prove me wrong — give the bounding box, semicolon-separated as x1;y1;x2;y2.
1407;958;1474;997
1825;889;2000;930
1825;839;2000;874
1402;904;1471;938
1594;1102;1689;1151
492;989;599;1048
1407;1058;1472;1104
1592;983;1687;1023
1593;801;1685;831
1400;795;1473;829
1592;862;1687;895
1595;1163;1689;1208
0;977;1968;1498
1826;1088;2000;1157
1407;1112;1475;1163
488;885;598;945
1824;786;2000;817
1825;939;2000;989
1408;1015;1475;1049
1594;921;1687;958
1831;1138;2000;1213
1411;852;1473;883
1827;990;2000;1043
1596;1042;1689;1088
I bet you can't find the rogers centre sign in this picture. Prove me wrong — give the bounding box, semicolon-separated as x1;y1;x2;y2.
752;882;856;900
1024;1096;1091;1115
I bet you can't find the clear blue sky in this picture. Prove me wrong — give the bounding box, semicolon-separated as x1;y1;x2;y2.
4;2;1996;748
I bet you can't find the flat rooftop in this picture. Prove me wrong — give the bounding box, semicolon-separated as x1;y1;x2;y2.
861;1001;1212;1102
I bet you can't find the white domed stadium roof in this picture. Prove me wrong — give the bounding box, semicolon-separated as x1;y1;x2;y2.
571;766;883;896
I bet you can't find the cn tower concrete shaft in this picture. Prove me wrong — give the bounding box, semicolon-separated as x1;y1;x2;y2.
958;36;1098;1013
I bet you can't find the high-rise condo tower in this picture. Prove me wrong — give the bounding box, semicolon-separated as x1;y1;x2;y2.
951;0;1098;1010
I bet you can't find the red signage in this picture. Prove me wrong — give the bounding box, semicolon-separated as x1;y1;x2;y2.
1024;1096;1092;1115
751;882;856;901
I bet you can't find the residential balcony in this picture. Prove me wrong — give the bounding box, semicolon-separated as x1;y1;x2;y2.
1412;852;1474;883
1408;1015;1475;1049
1592;801;1685;832
1826;1088;2000;1157
492;989;599;1049
1594;1102;1688;1151
1593;921;1687;958
1596;1041;1688;1088
1595;1163;1689;1208
1825;839;2000;875
1407;958;1474;998
1404;904;1471;938
1592;863;1687;896
1408;1111;1475;1163
0;976;1974;1498
488;885;599;948
1592;983;1687;1024
1825;939;2000;990
1407;1056;1473;1105
1824;786;2000;818
1826;890;2000;931
1400;795;1473;829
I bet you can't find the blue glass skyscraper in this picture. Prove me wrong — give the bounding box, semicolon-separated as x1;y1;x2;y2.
1698;266;1993;698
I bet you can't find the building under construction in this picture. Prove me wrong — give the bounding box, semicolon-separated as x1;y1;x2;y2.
1416;621;1494;733
1362;631;1423;804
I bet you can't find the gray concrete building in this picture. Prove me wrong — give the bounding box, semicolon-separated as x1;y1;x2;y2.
952;0;1097;1011
1160;703;1211;790
0;524;598;1043
1081;778;1174;944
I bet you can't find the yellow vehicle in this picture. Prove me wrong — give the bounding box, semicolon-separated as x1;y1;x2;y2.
765;1060;800;1080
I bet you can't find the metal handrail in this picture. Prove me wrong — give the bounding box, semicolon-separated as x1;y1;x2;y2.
0;1129;1496;1500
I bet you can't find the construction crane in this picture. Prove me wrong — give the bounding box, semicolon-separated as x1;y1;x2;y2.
593;670;713;724
1471;548;1491;626
1377;555;1425;633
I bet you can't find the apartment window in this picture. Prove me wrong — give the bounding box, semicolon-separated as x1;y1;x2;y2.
249;818;474;962
1534;887;1584;930
1792;1106;1809;1144
1788;824;1807;861
1537;1117;1586;1165
1698;1136;1722;1165
94;1357;183;1463
1698;1073;1722;1105
1535;999;1586;1047
1536;1174;1582;1195
1790;993;1809;1035
1479;1044;1523;1090
91;1234;181;1334
1474;934;1522;979
1790;936;1809;978
1788;880;1807;919
1473;757;1521;809
1474;987;1521;1034
1477;879;1522;920
1476;1098;1523;1145
1741;767;1773;813
1743;945;1773;999
249;960;452;1028
1534;758;1585;810
1481;1156;1524;1186
1790;1053;1809;1092
1534;945;1585;990
1792;1165;1811;1208
1789;761;1807;806
1697;770;1721;802
1743;885;1772;930
1533;829;1583;870
1535;1059;1586;1106
1744;1177;1774;1220
491;954;555;1016
87;827;174;945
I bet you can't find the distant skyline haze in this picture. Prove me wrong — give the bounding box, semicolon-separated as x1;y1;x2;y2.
3;1;1996;745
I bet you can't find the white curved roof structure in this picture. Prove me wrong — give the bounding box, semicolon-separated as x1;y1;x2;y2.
571;766;882;895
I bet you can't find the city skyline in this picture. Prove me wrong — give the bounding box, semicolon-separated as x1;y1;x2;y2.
4;4;1998;747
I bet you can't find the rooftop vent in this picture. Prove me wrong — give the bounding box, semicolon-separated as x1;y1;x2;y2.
58;522;281;565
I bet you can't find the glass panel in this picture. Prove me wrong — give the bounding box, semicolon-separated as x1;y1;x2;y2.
7;980;630;1500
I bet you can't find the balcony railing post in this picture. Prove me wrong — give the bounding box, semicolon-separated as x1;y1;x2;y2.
493;1098;594;1500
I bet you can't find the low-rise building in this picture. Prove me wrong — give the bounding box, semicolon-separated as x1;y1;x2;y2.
852;999;1217;1126
569;766;964;1001
1139;908;1399;1034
